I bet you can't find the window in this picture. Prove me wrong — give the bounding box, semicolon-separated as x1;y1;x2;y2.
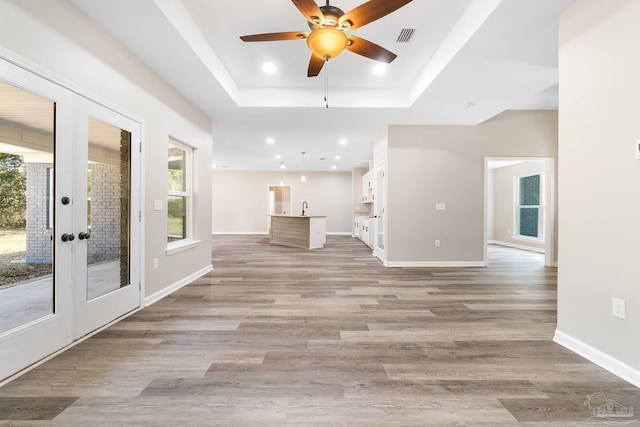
515;174;544;241
167;139;193;246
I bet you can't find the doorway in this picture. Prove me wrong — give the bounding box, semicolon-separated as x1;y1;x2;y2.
269;185;291;215
0;57;141;381
484;157;555;267
373;168;385;261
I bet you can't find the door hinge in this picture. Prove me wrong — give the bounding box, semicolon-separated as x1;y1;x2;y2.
139;281;141;291
139;211;142;222
139;141;142;153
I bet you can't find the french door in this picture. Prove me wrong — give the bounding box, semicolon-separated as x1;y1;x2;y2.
0;57;140;381
72;97;141;338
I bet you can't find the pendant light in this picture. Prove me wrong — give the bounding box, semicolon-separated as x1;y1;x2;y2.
301;151;307;182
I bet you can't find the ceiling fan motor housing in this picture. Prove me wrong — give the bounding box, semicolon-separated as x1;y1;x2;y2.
309;5;345;29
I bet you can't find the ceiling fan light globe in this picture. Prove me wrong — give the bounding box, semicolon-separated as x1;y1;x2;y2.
307;28;348;60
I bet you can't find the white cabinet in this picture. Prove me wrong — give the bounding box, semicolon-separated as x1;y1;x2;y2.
361;217;373;247
362;171;374;203
354;169;375;248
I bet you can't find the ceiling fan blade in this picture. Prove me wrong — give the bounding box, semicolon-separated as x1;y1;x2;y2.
292;0;325;26
308;54;325;77
339;0;412;30
346;35;397;63
240;32;308;42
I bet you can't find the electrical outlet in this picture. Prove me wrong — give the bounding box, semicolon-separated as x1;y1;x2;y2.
153;258;159;270
435;240;441;248
612;297;626;320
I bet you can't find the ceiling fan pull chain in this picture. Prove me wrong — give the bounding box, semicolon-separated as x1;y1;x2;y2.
324;58;329;108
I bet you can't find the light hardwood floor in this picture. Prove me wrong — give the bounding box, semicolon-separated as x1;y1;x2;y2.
0;235;638;426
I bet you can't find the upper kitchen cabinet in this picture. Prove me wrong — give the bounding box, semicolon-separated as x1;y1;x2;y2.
362;171;374;203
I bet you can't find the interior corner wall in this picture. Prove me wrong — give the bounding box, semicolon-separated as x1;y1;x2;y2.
211;170;352;234
387;110;558;264
0;0;213;299
557;0;640;384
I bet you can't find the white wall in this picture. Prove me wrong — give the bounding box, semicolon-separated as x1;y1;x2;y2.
0;0;213;298
557;0;640;385
491;161;546;252
386;110;558;265
212;170;352;234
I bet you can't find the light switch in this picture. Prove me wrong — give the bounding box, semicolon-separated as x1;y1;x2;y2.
153;200;163;211
435;202;446;211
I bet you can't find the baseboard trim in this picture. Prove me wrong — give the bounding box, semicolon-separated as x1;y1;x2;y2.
488;240;544;254
554;329;640;388
145;264;213;307
212;232;269;235
212;231;351;236
384;261;485;268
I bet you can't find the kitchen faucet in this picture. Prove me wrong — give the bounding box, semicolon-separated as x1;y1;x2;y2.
302;201;308;216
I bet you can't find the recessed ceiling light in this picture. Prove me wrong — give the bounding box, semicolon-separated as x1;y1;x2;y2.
262;62;277;74
463;102;476;109
211;164;217;169
339;138;347;145
275;155;281;159
373;64;387;75
334;155;341;160
280;163;286;169
331;165;337;170
266;137;275;144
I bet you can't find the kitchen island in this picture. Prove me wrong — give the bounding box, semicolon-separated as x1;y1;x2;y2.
270;215;326;249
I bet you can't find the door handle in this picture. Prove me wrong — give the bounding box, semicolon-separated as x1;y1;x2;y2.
79;231;91;240
61;233;75;242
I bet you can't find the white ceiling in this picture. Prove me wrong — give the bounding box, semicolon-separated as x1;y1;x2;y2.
68;0;574;172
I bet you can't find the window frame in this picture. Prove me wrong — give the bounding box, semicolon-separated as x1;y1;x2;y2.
166;137;199;253
513;173;545;243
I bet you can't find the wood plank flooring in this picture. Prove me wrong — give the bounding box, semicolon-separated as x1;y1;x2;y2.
1;235;639;426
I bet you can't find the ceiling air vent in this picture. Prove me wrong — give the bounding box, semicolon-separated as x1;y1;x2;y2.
397;28;415;43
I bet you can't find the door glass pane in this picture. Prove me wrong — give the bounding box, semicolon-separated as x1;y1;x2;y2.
86;117;130;301
0;81;55;333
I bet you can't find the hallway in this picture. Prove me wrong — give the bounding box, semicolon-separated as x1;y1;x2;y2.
0;236;638;425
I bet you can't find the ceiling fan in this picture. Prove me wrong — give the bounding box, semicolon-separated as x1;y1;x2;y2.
240;0;413;77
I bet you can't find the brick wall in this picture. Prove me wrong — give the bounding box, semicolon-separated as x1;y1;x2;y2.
88;163;121;265
26;163;52;264
25;162;124;266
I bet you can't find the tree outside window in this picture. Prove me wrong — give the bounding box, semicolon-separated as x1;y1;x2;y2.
167;140;192;244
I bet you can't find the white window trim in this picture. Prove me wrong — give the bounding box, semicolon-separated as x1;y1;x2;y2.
167;137;195;251
513;173;545;244
166;238;202;255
